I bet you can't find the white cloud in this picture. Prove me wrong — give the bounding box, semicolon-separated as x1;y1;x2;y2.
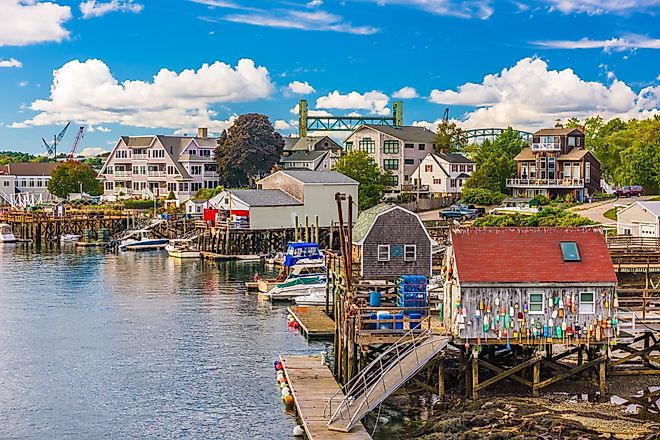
218;9;378;35
0;58;22;68
534;34;660;51
79;0;143;18
87;125;111;132
316;90;390;115
188;0;244;8
13;58;275;132
287;80;315;95
363;0;493;19
274;119;292;130
0;1;72;47
392;86;418;99
290;103;332;117
428;57;660;130
79;147;109;157
543;0;660;14
19;81;29;87
307;0;323;6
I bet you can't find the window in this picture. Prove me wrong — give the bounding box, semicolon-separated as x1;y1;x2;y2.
150;149;165;158
383;140;399;154
548;157;556;179
579;292;595;314
568;136;576;147
572;162;580;179
460;164;466;172
622;227;632;236
383;159;399;170
425;164;433;172
404;245;416;261
104;182;114;190
458;179;463;187
451;164;458;173
115;150;128;159
387;175;399;187
106;166;113;175
563;162;571;179
450;179;457;187
189;150;197;156
167;166;176;175
199;149;211;157
36;180;42;187
433;178;441;185
404;143;414;149
191;166;202;175
345;141;353;151
29;180;34;187
521;163;528;179
178;182;189;192
529;164;536;178
358;138;375;154
2;181;8;187
529;293;544;314
466;165;473;172
585;162;591;183
418;143;425;151
167;183;177;192
404;159;414;165
377;245;390;262
191;182;202;192
560;241;580;261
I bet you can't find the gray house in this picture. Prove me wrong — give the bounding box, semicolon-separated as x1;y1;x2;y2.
352;204;435;280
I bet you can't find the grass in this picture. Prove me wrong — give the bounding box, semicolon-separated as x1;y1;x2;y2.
603;207;617;221
650;196;660;201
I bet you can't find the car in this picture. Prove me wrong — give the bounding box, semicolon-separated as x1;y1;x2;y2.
439;205;477;220
614;186;644;197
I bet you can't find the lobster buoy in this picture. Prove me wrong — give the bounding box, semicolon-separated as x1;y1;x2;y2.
283;394;294;406
293;425;305;436
275;361;283;371
281;387;290;396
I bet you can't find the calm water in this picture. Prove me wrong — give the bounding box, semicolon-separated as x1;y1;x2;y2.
0;244;326;439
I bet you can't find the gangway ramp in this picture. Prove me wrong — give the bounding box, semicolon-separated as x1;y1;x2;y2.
326;321;450;433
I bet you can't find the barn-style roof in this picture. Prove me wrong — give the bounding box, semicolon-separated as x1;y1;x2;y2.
352;204;434;245
450;227;617;284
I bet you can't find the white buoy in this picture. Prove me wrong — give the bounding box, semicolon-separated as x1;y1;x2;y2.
293;425;305;436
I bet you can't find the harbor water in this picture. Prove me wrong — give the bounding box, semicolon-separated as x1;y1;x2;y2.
0;244;326;439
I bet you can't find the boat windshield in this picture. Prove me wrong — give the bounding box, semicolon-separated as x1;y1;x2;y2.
286;245;320;257
0;225;12;234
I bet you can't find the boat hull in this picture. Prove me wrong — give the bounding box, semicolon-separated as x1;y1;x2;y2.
121;240;169;251
167;249;201;259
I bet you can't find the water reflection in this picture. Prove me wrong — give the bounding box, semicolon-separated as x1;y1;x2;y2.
0;246;326;439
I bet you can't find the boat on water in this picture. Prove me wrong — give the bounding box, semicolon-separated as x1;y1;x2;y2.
284;242;323;267
257;259;326;293
58;234;82;243
294;289;328;307
120;230;169;251
264;276;326;301
166;239;201;259
0;223;17;243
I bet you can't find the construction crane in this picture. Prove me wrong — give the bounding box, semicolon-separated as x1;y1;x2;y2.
41;122;71;158
68;126;85;160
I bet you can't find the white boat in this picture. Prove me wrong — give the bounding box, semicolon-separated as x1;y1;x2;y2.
294;289;328;307
166;240;201;259
59;234;81;243
490;198;542;215
120;230;169;251
258;260;327;293
264;263;327;301
0;223;17;243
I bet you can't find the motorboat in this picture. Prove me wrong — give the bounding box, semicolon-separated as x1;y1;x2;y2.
284;242;323;268
166;239;201;259
0;223;16;243
258;260;327;293
58;234;81;243
490;198;542;215
294;290;328;307
265;278;326;302
120;229;169;251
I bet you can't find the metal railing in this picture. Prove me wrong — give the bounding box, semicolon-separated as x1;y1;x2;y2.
114;171;132;177
324;315;445;431
147;171;165;177
507;178;584;188
132;154;148;160
531;142;561;151
400;184;430;192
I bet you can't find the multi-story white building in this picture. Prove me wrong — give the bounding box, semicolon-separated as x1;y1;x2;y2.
0;162;58;206
411;152;476;196
343;125;436;192
98;128;221;202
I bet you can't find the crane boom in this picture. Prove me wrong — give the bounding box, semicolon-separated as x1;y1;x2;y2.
56;122;71;144
68;126;85;160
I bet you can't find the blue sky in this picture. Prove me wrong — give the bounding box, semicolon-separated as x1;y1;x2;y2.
0;0;658;155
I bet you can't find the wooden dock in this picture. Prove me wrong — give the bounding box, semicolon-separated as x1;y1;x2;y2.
200;251;262;262
288;306;335;339
280;355;372;440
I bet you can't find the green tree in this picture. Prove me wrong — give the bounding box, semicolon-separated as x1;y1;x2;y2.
334;150;390;210
215;114;284;187
194;185;224;200
48;162;103;199
435;120;466;153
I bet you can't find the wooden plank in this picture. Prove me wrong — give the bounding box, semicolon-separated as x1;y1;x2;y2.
288;306;335;339
280;355;372;440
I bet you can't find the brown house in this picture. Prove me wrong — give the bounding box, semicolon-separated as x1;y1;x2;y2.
507;124;602;201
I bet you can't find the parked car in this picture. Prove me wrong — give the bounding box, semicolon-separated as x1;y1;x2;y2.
466;204;486;217
615;186;644;197
439;205;477;220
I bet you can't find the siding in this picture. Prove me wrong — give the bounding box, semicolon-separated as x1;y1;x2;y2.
250;206;304;230
361;209;432;279
258;173;305;201
617;203;659;237
303;184;358;228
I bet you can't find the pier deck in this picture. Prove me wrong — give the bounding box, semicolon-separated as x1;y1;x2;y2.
280;355;372;440
200;251;262;262
288;306;334;339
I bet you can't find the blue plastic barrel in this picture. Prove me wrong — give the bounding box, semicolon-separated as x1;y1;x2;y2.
377;312;392;330
410;313;422;330
369;291;381;307
395;313;404;331
368;313;377;330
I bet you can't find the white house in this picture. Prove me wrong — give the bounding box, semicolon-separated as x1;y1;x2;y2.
281;150;339;171
411;152;476;196
184;199;211;217
343;125;436;192
258;170;358;227
209;189;304;230
0;162;58;206
616;201;660;237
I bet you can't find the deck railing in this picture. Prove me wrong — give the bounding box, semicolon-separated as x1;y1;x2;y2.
507;178;584;188
607;236;660;252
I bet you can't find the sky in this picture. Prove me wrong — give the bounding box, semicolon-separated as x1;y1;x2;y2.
0;0;658;156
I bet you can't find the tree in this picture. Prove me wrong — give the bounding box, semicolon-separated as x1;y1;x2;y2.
435;120;466;153
215;114;284;187
334;150;390;210
48;162;103;199
194;185;224;200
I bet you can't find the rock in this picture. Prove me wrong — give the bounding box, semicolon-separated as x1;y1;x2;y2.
625;403;641;414
481;401;495;409
431;417;466;433
610;395;628;405
378;416;390;425
467;414;492;427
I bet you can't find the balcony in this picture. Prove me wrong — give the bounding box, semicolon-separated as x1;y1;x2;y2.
114;171;132;177
531;142;561;152
133;154;148;160
147;171;166;177
507;178;585;189
401;184;430;193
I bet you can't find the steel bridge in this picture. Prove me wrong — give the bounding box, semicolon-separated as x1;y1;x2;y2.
298;99;403;136
463;127;533;142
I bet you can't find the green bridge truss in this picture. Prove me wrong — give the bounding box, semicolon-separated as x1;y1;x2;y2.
462;128;533;142
298;100;403;136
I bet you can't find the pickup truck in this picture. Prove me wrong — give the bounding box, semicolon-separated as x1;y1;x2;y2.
614;186;644;197
439;205;477;220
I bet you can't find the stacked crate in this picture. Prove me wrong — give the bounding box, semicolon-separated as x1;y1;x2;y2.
396;275;428;315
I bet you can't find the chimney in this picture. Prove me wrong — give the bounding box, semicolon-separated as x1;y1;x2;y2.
554;119;563;128
197;127;208;139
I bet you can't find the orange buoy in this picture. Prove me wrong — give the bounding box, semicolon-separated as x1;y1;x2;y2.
283;394;294;406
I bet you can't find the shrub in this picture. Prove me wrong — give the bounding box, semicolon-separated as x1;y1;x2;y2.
461;188;507;206
473;207;596;227
123;199;164;210
534;194;550;205
592;192;615;201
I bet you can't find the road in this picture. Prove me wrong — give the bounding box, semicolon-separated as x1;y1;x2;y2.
568;195;655;224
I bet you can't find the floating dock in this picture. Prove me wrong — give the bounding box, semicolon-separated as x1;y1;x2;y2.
288;306;335;339
200;251;262;262
279;355;372;440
